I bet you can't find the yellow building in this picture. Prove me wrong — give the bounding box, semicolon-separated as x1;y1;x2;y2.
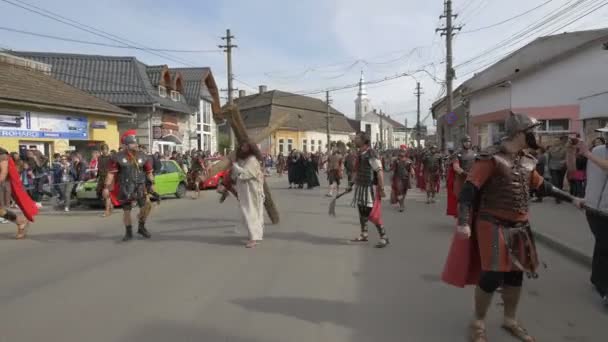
0;53;132;156
237;89;355;155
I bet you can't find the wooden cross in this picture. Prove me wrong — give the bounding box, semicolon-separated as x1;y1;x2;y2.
212;105;283;224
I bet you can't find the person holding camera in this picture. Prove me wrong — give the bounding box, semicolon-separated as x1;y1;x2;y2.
568;125;608;306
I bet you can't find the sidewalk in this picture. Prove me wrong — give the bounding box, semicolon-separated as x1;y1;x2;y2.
529;200;594;268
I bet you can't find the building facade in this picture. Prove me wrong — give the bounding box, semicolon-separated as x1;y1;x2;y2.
0;53;132;156
172;68;221;153
236;88;355;156
433;28;608;150
11;52;223;155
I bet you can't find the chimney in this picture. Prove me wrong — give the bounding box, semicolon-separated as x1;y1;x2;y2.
259;85;268;94
239;90;247;97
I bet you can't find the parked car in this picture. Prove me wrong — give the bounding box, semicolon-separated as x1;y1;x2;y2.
75;160;188;207
187;157;228;190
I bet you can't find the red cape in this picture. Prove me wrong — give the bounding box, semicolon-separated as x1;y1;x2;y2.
446;167;457;217
7;158;38;222
109;181;121;207
441;195;481;288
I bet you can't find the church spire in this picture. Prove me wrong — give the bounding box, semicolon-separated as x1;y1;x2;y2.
354;70;371;121
357;70;368;98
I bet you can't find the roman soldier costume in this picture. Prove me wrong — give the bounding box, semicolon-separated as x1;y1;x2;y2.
447;136;477;217
0;147;38;239
326;151;343;197
442;112;583;342
350;145;389;248
422;146;443;204
107;130;154;241
390;152;413;212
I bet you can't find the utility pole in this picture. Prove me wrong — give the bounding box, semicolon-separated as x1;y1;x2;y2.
219;29;238;149
414;82;423;148
379;110;384;151
326;91;332;152
437;0;461;138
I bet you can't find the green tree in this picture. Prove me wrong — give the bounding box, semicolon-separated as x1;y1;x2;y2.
217;133;231;154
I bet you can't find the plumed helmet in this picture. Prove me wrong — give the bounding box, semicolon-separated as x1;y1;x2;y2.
121;129;138;145
504;112;541;138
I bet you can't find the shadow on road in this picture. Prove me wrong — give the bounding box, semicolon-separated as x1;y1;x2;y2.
120;320;266;342
269;231;350;246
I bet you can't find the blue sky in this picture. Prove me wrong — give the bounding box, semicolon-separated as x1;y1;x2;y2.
1;0;607;131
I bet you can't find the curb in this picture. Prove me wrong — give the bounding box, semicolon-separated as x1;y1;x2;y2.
533;231;592;269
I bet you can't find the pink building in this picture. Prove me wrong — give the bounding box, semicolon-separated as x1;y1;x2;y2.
434;28;608;149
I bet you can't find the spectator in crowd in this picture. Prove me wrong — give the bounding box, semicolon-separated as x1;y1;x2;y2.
0;163;11;223
58;155;77;212
88;150;100;180
568;125;608;306
547;136;569;204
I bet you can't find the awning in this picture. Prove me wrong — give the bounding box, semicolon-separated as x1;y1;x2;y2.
160;134;182;144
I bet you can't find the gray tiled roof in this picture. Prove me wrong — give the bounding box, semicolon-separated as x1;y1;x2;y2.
0;59;132;117
146;65;165;86
172;67;221;114
10;51;193;114
236;90;355;133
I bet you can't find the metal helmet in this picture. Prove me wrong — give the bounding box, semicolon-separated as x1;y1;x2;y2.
461;135;472;144
121;129;138;145
504;112;541;138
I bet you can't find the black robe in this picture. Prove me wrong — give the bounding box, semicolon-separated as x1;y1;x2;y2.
304;159;320;189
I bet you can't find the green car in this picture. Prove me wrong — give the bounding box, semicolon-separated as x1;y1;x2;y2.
76;160;188;207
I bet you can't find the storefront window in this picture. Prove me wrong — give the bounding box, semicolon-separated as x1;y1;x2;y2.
538;119;570;132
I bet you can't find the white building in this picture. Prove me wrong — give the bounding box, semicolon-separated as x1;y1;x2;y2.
433;28;608;149
173;68;221;153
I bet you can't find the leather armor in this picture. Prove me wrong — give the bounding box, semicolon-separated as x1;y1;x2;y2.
478;149;537;214
457;149;477;173
395;159;412;180
328;153;343;170
423;152;442;173
114;151;148;199
356;149;378;187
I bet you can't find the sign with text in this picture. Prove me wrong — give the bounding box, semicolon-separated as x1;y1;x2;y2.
0;111;88;139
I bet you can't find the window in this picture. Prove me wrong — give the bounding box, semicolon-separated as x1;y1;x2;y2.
159;86;167;98
161;160;180;174
202;101;212;133
311;140;315;152
318;140;322;147
477;124;490;149
287;139;293;152
537;119;570;132
278;139;284;154
303;139;307;152
170;90;180;101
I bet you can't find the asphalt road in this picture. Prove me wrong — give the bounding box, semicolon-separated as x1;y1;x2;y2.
0;176;605;342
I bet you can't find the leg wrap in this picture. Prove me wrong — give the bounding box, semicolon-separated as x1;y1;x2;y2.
358;205;370;233
138;198;152;223
376;225;387;238
474;286;494;320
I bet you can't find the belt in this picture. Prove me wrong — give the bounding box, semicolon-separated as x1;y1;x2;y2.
479;212;540;278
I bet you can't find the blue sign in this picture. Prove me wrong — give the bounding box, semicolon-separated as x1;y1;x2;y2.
446;112;457;125
0;111;88;140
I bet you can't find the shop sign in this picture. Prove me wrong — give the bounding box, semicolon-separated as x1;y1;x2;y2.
90;120;108;129
0;111;88;139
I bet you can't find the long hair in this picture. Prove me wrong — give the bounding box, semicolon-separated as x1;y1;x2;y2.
236;141;261;161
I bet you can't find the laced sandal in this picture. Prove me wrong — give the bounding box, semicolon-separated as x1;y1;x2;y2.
502;321;535;342
470;321;487;342
245;241;258;248
15;223;27;240
375;237;390;248
350;234;369;242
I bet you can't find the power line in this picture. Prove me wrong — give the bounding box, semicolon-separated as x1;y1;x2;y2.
456;0;608;81
456;0;592;69
0;0;197;67
459;0;554;34
0;26;222;53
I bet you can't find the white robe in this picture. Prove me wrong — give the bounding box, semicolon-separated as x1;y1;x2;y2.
232;155;265;241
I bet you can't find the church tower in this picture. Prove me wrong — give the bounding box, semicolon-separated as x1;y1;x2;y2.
354;71;371;120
